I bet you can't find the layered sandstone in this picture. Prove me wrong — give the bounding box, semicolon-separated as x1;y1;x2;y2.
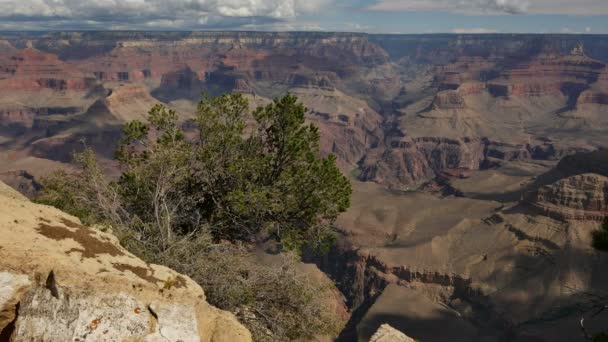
492;53;604;97
529;173;608;221
0;181;251;341
0;48;96;92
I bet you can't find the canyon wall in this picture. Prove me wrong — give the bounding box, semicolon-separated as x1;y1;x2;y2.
2;32;608;189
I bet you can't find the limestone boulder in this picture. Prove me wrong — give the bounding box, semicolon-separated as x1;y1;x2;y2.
369;324;415;342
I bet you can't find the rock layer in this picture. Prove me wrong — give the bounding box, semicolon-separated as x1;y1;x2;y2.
0;181;251;342
530;173;608;221
0;48;96;92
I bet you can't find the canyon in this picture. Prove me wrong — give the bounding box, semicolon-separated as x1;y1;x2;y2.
1;32;608;341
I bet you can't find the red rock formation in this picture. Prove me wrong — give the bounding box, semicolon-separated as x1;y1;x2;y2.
435;51;606;100
0;109;37;128
492;54;605;97
0;48;96;92
64;34;388;89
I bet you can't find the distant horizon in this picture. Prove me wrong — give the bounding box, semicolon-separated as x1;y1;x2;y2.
1;30;608;36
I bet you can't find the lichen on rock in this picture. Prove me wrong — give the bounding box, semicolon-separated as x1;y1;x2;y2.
0;181;251;341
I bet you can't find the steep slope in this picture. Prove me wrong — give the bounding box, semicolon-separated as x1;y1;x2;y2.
0;181;251;341
292;86;383;168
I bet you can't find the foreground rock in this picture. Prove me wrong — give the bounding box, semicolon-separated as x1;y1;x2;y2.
369;324;415;342
0;181;251;341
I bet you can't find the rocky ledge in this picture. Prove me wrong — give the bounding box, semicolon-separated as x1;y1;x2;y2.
0;181;251;341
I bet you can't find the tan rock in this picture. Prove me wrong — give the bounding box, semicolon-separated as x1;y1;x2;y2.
0;181;251;342
369;324;415;342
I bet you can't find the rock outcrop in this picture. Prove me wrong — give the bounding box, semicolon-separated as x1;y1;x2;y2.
358;137;487;189
430;90;467;110
0;181;251;341
529;173;608;221
369;324;415;342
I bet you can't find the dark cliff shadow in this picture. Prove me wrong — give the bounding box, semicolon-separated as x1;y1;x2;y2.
461;190;524;203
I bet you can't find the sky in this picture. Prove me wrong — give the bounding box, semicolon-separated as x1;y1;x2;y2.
0;0;607;34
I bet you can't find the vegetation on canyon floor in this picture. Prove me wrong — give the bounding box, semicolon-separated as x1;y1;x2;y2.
587;218;608;341
36;93;350;341
592;218;608;252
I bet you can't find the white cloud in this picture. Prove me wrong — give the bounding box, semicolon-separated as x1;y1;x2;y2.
452;27;498;33
369;0;529;14
243;21;326;31
369;0;608;15
0;0;330;27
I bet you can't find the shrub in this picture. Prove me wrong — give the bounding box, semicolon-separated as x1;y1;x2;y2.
155;238;343;341
111;93;351;252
